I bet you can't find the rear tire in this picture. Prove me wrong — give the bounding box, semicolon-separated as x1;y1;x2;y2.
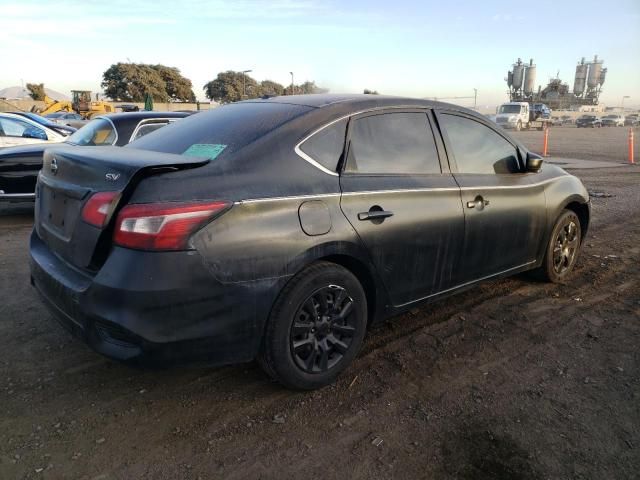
258;262;367;390
532;209;582;283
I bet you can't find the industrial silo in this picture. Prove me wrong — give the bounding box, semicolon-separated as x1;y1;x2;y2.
598;68;607;86
523;59;536;95
512;59;525;91
574;57;588;96
587;55;603;89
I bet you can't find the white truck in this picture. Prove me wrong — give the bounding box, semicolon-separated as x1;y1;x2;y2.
494;102;551;131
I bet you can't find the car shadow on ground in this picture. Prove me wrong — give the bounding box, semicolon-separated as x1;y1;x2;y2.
0;202;34;220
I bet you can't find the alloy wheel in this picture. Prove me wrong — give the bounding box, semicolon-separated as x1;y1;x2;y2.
290;285;357;373
553;218;579;274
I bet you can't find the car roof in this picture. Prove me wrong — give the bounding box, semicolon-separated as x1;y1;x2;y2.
100;111;193;121
243;93;450;110
238;93;485;126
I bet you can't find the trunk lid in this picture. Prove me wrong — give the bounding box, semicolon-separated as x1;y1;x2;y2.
35;146;208;270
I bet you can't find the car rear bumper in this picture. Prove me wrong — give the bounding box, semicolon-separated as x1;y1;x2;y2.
29;230;278;366
0;191;35;201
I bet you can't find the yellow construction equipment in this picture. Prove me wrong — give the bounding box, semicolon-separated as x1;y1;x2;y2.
34;91;114;119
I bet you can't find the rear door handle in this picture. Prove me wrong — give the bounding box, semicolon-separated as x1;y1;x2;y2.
466;196;490;209
358;210;394;221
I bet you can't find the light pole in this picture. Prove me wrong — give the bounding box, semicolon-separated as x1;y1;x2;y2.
242;69;252;99
621;95;630;111
290;72;294;95
473;88;478;110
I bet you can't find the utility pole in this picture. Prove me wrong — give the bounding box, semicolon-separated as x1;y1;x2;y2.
242;69;252;99
290;72;294;95
474;88;478;110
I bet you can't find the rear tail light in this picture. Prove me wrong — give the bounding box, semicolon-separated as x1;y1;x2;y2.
82;191;120;228
113;201;231;251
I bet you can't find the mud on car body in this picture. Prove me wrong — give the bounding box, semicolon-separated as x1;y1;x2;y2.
30;94;590;389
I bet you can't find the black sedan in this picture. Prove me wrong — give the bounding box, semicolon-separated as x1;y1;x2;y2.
575;115;602;128
0;111;190;201
29;95;590;390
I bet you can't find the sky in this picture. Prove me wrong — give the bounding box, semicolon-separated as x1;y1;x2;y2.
2;0;639;108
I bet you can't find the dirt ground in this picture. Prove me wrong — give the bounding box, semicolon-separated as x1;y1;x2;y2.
512;124;638;163
1;131;639;479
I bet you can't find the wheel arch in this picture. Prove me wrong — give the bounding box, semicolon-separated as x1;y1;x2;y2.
564;200;590;241
318;253;381;327
271;241;390;329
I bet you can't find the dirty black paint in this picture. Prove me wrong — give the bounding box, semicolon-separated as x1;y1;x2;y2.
28;94;590;368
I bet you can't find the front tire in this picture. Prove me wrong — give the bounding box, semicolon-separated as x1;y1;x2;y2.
533;210;582;283
258;262;367;390
516;121;522;131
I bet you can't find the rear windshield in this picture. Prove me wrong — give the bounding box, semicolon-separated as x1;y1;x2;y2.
67;118;117;146
127;102;311;159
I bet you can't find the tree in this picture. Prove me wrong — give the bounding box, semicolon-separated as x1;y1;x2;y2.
203;72;327;102
151;64;195;102
296;81;328;94
101;63;194;102
26;83;46;100
363;89;379;95
203;70;260;103
260;80;285;97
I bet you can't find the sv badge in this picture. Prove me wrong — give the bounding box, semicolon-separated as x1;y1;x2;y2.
105;173;121;182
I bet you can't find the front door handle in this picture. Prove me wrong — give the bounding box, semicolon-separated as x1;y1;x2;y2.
358;209;394;221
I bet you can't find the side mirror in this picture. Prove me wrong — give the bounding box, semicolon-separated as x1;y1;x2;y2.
22;127;48;140
526;152;543;173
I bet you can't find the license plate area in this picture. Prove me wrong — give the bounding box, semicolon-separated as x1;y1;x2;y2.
40;185;83;240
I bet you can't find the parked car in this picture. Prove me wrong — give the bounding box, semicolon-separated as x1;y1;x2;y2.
116;104;140;112
44;111;87;129
624;114;639;127
601;114;625;127
30;95;590;390
576;115;602;128
550;116;563;126
561;115;574;125
532;103;552;119
0;111;190;201
0;112;67;148
10;112;77;137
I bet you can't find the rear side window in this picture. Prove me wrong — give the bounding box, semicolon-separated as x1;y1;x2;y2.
131;122;169;142
346;112;441;174
440;114;520;174
299;119;347;172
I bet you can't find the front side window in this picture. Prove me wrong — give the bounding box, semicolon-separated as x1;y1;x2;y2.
440;114;520;174
346;112;441;174
0;117;46;139
299;119;347;172
67;118;117;146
